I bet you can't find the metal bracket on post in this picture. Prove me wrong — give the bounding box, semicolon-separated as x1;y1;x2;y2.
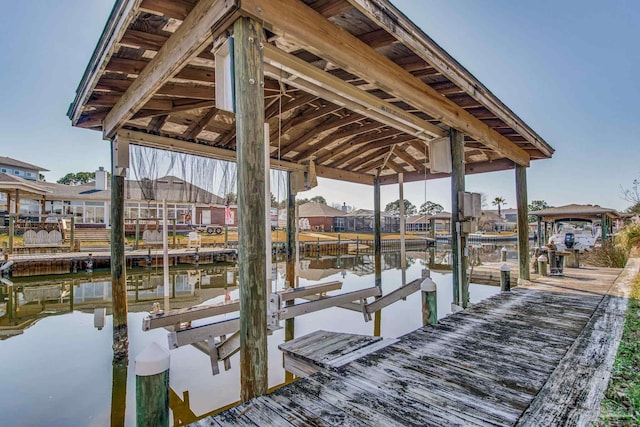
207;337;220;375
360;297;372;322
268;293;283;330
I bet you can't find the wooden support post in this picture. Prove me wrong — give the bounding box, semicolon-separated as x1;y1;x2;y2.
285;172;296;343
8;215;14;254
399;173;406;285
421;275;438;326
374;176;382;289
70;216;75;251
515;163;530;281
234;17;267;401
135;342;170;427
15;189;20;217
172;218;177;246
500;263;511;291
536;217;542;249
135;218;140;250
450;129;466;307
111;137;128;362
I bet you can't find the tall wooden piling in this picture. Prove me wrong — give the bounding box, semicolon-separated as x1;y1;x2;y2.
373;177;382;289
450;129;467;307
285;172;296;342
111;137;128;362
515;164;530;281
234;17;267;401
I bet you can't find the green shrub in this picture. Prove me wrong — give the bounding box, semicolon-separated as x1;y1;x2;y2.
583;241;629;268
618;223;640;251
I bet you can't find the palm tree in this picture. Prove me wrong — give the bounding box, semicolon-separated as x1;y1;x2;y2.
492;197;507;217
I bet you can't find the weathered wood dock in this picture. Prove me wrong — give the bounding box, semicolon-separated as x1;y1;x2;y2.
192;263;635;426
5;247;237;277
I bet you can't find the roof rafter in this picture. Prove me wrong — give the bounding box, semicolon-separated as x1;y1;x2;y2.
243;0;531;166
103;0;238;138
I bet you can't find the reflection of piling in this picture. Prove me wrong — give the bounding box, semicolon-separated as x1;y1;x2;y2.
421;269;437;326
111;361;128;427
135;342;170;427
500;263;511;291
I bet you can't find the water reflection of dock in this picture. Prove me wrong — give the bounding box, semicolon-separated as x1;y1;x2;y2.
0;265;239;337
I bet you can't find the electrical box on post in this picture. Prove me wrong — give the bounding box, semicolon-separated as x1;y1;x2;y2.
429;137;452;173
112;138;129;177
214;36;235;113
458;191;482;219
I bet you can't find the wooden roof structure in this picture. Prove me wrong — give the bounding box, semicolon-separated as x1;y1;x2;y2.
530;204;620;222
68;0;554;185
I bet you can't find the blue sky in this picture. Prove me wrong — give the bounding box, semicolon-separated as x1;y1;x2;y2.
0;1;638;212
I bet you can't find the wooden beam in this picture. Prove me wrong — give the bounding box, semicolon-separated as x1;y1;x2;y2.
263;44;446;139
313;0;352;17
105;57;215;83
312;127;398;164
345;0;553;159
280;113;364;156
139;0;194;20
271;104;341;142
393;144;424;172
357;29;398;49
97;78;215;99
132;100;215;119
120;29;215;61
295;122;384;162
314;164;374;185
243;0;530;165
115;130;304;171
103;0;238;138
378;158;517;185
329;135;413;169
184;107;219;139
348;147;390;171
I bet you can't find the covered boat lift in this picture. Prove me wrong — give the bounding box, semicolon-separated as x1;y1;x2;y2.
68;0;554;399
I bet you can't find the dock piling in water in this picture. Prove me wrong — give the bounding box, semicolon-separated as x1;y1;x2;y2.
135;342;170;427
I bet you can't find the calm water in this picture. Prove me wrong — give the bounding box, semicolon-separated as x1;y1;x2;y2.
0;246;508;426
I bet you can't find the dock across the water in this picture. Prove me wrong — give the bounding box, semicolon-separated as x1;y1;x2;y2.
5;247;237;277
194;260;637;426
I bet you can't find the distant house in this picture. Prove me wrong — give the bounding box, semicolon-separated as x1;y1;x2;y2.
405;212;451;233
0;157;47;181
0;164;237;227
342;209;399;233
478;210;514;232
298;202;346;232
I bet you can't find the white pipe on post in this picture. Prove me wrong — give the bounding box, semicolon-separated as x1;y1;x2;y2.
399;173;406;285
162;199;169;301
265;124;272;292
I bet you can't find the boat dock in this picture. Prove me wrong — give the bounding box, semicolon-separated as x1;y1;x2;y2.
193;261;636;426
4;247;237;277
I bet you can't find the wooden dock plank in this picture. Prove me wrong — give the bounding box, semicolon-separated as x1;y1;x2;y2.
198;263;631;426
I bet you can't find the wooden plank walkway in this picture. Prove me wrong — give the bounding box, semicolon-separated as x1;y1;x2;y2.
192;264;635;426
6;247;237;277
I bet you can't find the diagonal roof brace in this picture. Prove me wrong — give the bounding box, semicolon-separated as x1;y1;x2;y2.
263;44;446;141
